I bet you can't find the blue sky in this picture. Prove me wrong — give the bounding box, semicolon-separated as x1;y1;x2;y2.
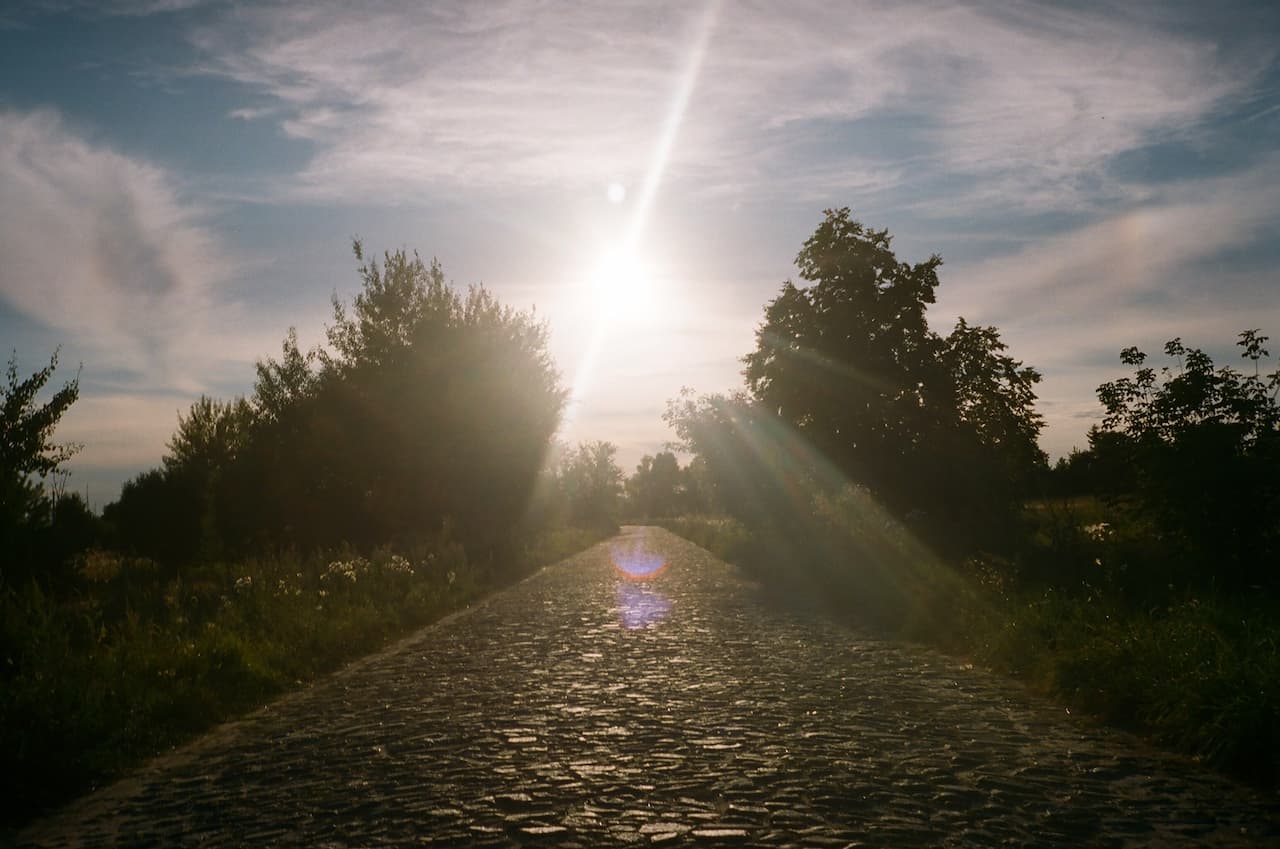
2;0;1278;505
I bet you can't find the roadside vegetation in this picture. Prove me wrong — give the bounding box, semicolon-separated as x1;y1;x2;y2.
0;245;623;828
646;208;1280;789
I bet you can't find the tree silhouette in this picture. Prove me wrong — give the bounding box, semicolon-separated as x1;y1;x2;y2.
1093;330;1280;589
730;208;1044;549
0;349;82;584
560;440;624;531
626;451;682;518
107;243;566;566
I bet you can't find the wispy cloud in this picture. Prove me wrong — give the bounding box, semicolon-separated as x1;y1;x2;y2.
937;155;1280;455
941;157;1280;327
182;0;1267;211
0;109;235;389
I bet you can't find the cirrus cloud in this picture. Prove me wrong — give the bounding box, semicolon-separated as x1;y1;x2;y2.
0;108;232;388
186;0;1268;212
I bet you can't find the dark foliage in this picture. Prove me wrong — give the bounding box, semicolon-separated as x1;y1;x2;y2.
1089;331;1280;591
107;244;567;567
0;350;83;587
673;209;1046;555
558;440;625;531
624;450;708;519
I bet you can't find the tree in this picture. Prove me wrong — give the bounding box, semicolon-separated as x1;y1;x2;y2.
1093;330;1279;589
1;350;80;501
626;451;682;518
743;210;946;487
931;318;1046;540
105;241;566;565
103;469;201;566
195;243;565;556
560;440;624;530
162;395;256;562
312;244;565;551
251;327;318;424
664;389;822;531
1;350;81;583
731;208;1044;549
164;396;255;480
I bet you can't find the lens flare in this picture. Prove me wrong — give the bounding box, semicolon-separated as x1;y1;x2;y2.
609;536;667;580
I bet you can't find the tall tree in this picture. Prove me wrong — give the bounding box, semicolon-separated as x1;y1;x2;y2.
626;451;681;518
734;208;1043;548
1;350;80;494
0;350;81;583
107;242;566;562
561;441;624;530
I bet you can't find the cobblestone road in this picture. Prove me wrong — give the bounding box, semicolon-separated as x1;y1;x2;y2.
19;527;1280;848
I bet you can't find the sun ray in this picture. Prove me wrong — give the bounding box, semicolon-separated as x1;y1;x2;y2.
566;1;721;417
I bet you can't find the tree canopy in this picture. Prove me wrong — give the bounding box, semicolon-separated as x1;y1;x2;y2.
1091;330;1279;588
672;208;1045;551
1;350;80;487
108;243;567;563
1;350;83;584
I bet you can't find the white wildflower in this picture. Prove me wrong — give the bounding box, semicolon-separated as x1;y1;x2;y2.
1083;522;1112;541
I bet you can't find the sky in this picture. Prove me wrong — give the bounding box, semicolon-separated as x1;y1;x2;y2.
1;0;1278;506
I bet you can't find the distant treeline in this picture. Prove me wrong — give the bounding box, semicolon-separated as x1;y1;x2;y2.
3;244;639;590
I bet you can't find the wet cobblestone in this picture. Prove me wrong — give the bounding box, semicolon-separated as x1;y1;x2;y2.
19;526;1280;847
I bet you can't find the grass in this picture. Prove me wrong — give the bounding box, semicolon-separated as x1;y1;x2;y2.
661;501;1280;789
979;589;1280;785
0;525;607;830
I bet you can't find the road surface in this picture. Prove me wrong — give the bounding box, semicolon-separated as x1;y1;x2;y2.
19;526;1279;847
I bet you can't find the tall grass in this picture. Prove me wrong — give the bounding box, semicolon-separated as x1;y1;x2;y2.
0;527;606;829
980;589;1280;785
662;499;1280;789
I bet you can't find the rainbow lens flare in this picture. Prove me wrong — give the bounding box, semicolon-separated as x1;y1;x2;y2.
609;535;667;580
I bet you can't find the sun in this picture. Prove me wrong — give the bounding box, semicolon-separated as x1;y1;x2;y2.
588;246;656;321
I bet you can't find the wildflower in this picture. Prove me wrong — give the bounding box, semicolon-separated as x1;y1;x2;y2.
1083;522;1112;541
323;560;359;583
234;575;254;594
387;554;414;576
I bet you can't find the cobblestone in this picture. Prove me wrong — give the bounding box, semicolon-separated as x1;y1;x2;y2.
18;526;1280;847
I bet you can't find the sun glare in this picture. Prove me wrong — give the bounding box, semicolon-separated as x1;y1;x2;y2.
589;247;656;321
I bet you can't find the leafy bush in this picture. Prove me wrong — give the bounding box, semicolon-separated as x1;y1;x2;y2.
1091;331;1280;591
976;589;1280;785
